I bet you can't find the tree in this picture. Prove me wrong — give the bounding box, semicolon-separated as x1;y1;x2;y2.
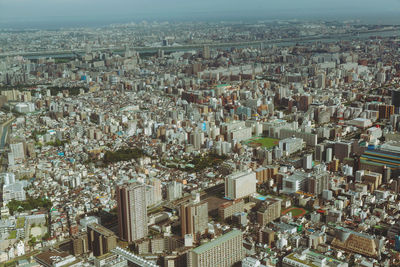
28;236;36;248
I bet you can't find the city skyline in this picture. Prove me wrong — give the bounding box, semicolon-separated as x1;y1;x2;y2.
1;0;400;29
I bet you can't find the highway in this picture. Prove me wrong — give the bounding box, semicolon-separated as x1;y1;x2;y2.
1;28;399;59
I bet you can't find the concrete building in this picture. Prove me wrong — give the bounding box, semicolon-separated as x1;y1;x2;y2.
218;199;245;221
331;227;379;258
282;248;348;267
181;201;208;240
188;230;244;267
225;170;257;200
279;137;304;156
87;223;117;257
282;171;309;194
167;181;183;201
116;183;148;243
257;198;281;226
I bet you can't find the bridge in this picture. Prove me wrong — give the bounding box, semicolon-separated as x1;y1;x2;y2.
111;247;159;267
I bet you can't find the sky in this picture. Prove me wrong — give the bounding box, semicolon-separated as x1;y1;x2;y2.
1;0;400;28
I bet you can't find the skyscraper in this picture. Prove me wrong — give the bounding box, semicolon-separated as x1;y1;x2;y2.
116;182;148;243
202;45;210;59
87;223;117;257
181;201;208;240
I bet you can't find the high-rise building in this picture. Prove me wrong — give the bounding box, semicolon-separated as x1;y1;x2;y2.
188;229;244;267
10;142;25;162
145;178;162;207
87;223;117;257
72;233;89;256
218;199;244;221
181;201;208;240
392;89;400;113
167;181;183;201
225;170;257;200
117;183;148;243
202;45;210;59
303;154;313;170
257;198;281;226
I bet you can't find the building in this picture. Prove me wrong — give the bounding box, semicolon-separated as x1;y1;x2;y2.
254;166;278;183
307;172;329;195
218;199;244;221
303;154;312;170
331;227;379;258
257;198;281;226
392;89;400;113
188;230;244;267
282;249;348;267
10;142;25;162
34;251;77;267
360;142;400;175
87;223;117;257
225;170;257;200
259;228;275;246
72;233;89;256
282;171;309;194
334;141;352;162
202;45;210;59
93;253;128;267
181;201;208;240
167;181;183;201
2;182;26;203
242;257;267;267
116;183;148;243
279;137;304;156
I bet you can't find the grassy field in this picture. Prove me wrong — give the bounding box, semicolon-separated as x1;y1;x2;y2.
16;217;25;228
246;137;279;149
282;207;307;218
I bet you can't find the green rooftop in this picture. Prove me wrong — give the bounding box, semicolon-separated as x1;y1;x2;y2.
192;230;242;255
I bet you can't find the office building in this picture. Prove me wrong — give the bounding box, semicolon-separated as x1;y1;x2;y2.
225;170;257;200
279;137;304;156
218;199;244;220
167;181;183;201
116;183;148;243
257;198;281;226
87;223;117;257
303;154;312;170
72;233;89;256
181;201;208;240
282;171;309;194
188;230;244;267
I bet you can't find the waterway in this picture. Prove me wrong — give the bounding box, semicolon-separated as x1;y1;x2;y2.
10;28;400;60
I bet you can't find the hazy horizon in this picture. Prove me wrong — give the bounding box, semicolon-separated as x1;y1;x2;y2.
1;0;400;29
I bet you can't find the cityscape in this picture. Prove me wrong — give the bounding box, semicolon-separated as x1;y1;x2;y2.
1;1;400;267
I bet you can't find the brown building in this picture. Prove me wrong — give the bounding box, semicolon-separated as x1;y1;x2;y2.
254;166;278;183
258;228;275;246
331;228;379;258
87;223;117;257
257;198;281;226
362;171;382;191
116;183;148;243
378;104;394;119
71;233;88;256
181;201;208;240
218;199;244;221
